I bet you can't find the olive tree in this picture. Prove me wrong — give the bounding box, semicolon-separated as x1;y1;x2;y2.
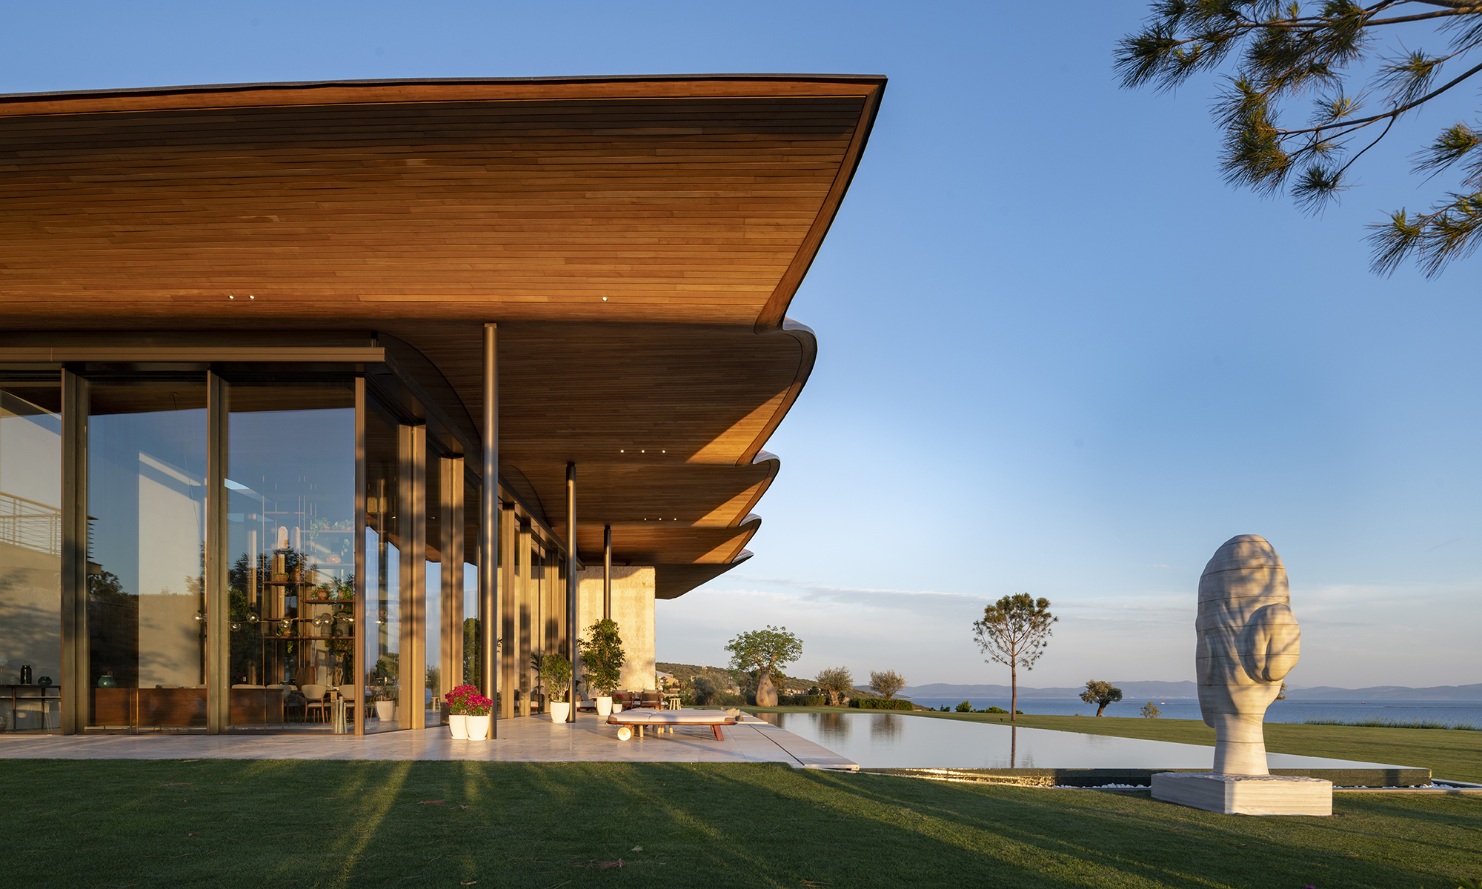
725;625;801;707
1080;679;1124;717
869;670;907;700
971;594;1056;723
815;666;854;706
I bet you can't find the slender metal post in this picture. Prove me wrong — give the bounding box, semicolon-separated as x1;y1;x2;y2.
205;372;229;733
481;323;500;737
565;461;577;721
517;518;533;715
400;423;427;730
499;502;516;720
353;379;368;736
603;524;612;621
441;455;464;700
60;370;88;734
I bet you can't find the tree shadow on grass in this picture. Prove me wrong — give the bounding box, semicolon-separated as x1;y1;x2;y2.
788;768;1481;888
6;760;1478;889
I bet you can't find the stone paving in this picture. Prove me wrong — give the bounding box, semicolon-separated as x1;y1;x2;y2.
0;713;859;770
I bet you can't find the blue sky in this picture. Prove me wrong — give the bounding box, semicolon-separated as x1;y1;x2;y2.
5;3;1478;690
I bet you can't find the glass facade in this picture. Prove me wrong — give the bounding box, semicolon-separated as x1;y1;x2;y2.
363;403;401;732
227;383;355;727
0;362;571;737
86;382;208;729
0;385;62;732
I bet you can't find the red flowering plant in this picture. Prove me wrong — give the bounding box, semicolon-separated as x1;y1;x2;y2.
444;684;493;716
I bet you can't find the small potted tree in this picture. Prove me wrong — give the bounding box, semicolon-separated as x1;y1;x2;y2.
540;652;574;724
370;655;398;722
579;618;625;716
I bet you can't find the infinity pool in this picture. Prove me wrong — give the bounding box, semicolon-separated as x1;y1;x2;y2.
759;711;1407;771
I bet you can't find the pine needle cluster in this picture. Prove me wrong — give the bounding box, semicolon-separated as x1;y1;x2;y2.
1117;0;1482;276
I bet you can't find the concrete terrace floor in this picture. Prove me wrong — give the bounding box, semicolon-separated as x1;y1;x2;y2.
0;713;860;769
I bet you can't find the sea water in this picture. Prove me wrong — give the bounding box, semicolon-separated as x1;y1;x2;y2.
907;697;1482;728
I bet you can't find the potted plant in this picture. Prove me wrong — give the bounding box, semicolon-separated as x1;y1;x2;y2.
579;618;625;717
373;683;397;723
369;654;396;715
539;652;574;724
443;684;493;740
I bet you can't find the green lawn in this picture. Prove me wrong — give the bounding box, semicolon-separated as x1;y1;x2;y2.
4;758;1479;888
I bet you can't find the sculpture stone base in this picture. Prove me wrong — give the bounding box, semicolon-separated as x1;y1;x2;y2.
1151;772;1332;816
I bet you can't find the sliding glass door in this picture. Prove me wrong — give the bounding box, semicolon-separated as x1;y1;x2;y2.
85;381;208;729
226;383;355;728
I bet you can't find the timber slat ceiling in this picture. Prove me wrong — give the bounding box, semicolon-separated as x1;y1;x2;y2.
0;76;884;598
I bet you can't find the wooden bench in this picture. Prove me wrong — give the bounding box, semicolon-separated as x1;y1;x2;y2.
606;708;739;741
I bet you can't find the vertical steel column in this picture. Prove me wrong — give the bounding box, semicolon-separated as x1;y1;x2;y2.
204;372;229;734
603;524;612;621
517;518;533;715
565;461;577;721
499;502;516;720
399;423;427;730
441;455;464;701
353;379;368;736
59;370;88;734
480;323;500;737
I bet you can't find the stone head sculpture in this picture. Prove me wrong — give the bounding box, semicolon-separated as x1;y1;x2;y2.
1196;534;1301;775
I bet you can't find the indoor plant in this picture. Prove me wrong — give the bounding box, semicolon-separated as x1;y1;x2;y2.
578;618;625;716
539;652;574;724
373;684;397;723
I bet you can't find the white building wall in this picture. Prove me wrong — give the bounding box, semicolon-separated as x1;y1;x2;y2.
576;565;655;693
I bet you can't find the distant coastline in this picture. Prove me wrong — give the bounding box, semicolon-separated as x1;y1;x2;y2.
901;681;1482;703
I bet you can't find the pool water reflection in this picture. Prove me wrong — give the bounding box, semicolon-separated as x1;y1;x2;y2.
759;711;1405;771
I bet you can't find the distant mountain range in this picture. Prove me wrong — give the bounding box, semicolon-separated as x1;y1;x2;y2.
901;681;1482;702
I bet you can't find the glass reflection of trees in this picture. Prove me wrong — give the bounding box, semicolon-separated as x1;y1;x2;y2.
227;548;354;688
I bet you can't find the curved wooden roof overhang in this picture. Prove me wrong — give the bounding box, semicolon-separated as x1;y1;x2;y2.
0;75;885;599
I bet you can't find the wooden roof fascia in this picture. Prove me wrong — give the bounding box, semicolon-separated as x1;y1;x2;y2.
755;79;886;331
0;75;888;119
737;319;816;467
655;550;753;601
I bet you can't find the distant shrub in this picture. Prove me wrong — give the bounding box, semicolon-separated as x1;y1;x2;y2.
1141;702;1161;719
850;697;914;711
985;706;1008;714
778;694;827;707
691;676;719;705
955;701;973;712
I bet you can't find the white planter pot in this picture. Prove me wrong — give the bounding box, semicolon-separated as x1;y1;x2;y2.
374;701;397;722
549;701;571;724
448;713;469;740
465;714;491;740
596;696;613;717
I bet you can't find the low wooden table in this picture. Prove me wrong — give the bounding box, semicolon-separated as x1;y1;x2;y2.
606;708;739;741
